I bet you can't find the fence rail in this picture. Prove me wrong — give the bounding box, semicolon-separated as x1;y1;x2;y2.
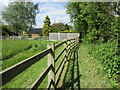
0;37;80;89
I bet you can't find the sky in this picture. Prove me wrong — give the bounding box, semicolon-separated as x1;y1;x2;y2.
0;0;118;27
0;0;71;28
35;2;70;28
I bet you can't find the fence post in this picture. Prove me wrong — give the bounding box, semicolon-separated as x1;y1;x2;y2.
47;43;55;88
64;40;68;61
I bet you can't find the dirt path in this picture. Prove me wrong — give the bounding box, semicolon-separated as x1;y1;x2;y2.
60;44;112;88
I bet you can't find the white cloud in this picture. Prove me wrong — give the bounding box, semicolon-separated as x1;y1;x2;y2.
33;0;49;2
0;0;10;6
55;15;70;23
0;0;11;21
35;2;70;28
0;0;9;11
35;13;46;27
0;1;70;28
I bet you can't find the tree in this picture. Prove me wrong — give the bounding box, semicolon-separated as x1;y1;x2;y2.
66;2;114;42
51;23;65;32
2;2;39;34
64;23;69;31
42;15;52;36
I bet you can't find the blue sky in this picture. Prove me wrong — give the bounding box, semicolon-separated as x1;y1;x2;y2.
0;0;70;28
0;0;118;27
34;2;70;28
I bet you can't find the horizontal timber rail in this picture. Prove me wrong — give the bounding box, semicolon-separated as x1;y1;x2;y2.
0;36;80;89
0;48;51;85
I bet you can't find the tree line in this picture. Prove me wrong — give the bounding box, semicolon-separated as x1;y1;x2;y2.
1;2;76;37
65;2;120;87
66;2;119;43
42;15;77;36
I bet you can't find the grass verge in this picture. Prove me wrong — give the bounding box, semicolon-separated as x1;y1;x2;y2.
2;40;59;70
2;41;64;88
60;44;112;88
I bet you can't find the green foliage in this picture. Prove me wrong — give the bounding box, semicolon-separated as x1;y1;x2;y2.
110;17;120;40
64;23;70;31
89;41;120;87
51;22;75;33
2;2;39;33
66;2;119;42
42;15;52;36
86;28;100;43
51;26;60;33
66;2;120;87
59;29;78;33
0;25;17;36
51;23;65;32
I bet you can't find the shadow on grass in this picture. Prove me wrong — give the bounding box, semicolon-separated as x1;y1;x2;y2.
59;45;81;89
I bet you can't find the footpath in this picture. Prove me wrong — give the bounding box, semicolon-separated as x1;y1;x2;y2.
59;44;112;88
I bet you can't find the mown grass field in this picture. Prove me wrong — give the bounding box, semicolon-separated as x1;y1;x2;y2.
2;40;65;88
1;40;59;70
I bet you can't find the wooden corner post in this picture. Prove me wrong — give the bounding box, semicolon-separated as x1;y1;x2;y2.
47;43;55;88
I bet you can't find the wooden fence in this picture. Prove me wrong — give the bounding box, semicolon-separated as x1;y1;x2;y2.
0;37;80;89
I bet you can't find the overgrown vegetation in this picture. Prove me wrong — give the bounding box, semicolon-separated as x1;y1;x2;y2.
66;2;120;87
89;42;120;87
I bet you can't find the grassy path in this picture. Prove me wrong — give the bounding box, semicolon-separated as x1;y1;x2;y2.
60;44;112;88
78;44;112;88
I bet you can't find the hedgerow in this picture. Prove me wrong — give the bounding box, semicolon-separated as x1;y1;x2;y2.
89;41;120;87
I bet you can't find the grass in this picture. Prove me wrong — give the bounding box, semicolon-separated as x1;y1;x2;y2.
60;43;112;88
2;40;35;60
2;41;113;88
2;56;48;88
1;40;59;70
2;40;64;88
78;44;112;88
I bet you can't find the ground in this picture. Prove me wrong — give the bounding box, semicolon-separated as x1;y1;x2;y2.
2;41;114;88
59;44;112;88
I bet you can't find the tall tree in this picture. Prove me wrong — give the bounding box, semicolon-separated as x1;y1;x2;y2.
66;2;114;42
42;15;52;36
2;2;39;34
